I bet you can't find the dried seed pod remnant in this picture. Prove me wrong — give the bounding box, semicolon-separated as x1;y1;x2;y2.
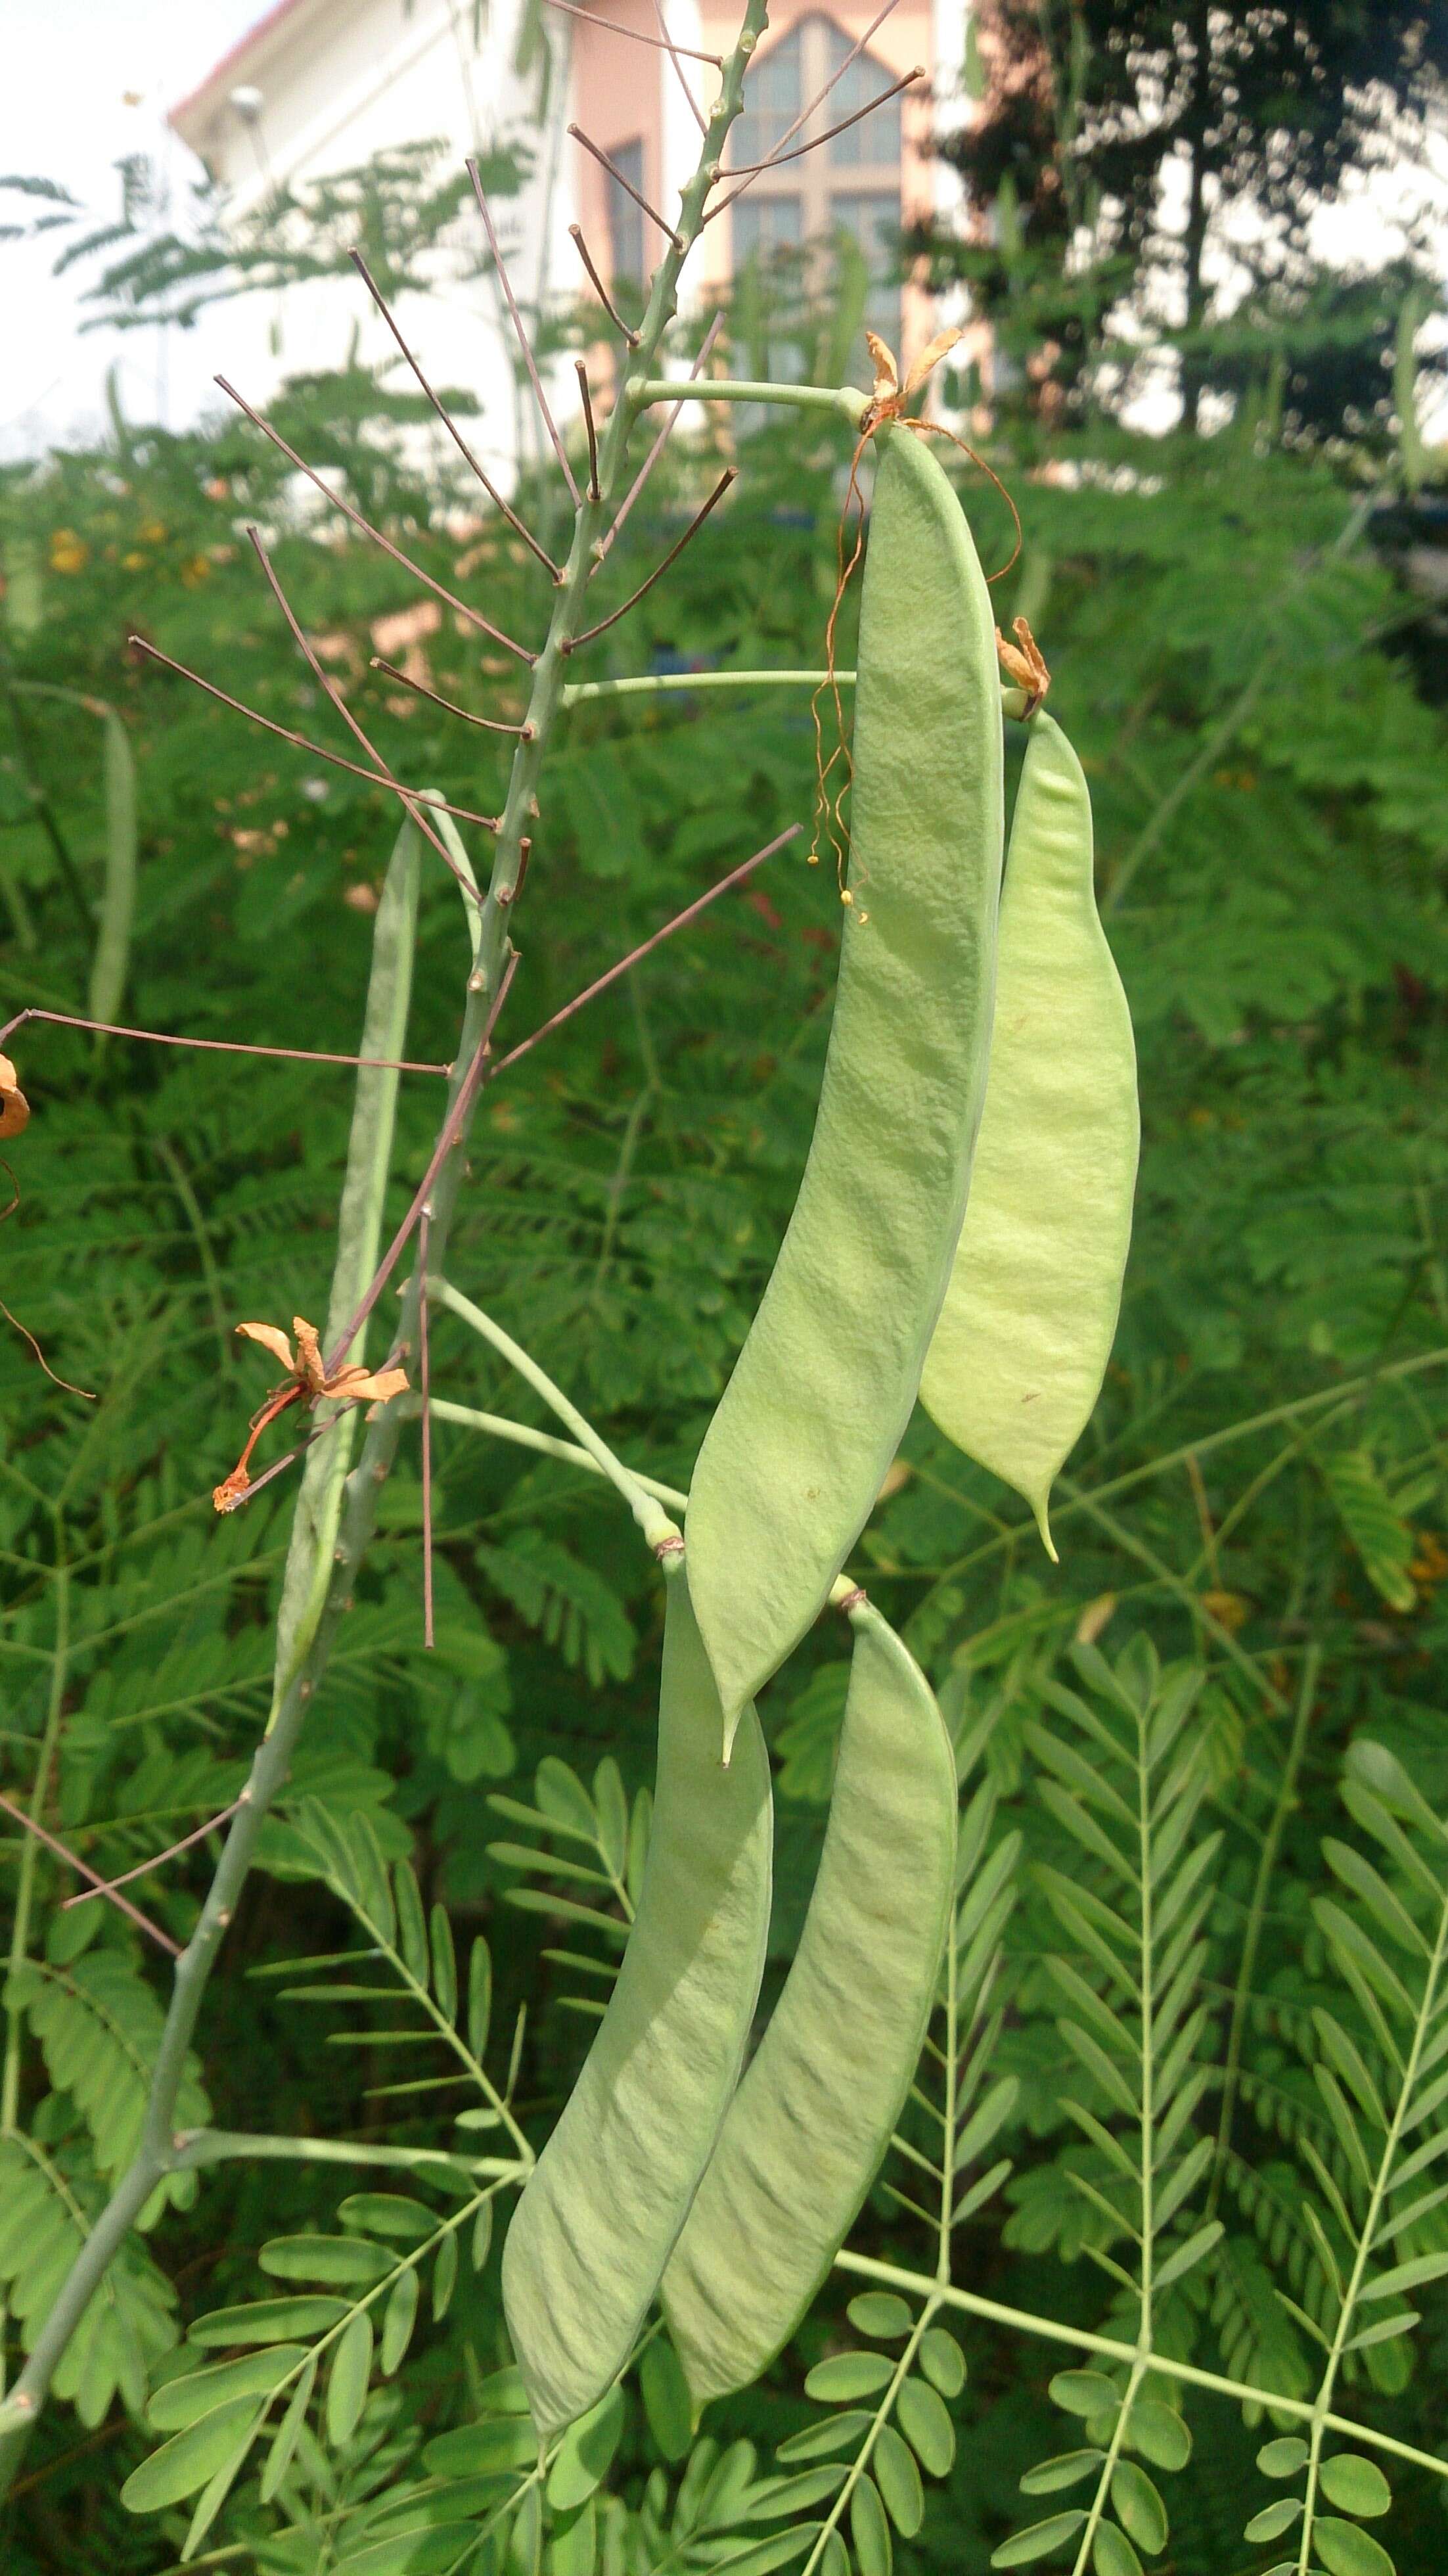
0;1054;31;1141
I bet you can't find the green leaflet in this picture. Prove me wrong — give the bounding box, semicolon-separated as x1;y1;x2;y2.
502;1561;773;2439
685;423;1004;1749
921;710;1138;1552
269;811;421;1709
662;1605;957;2408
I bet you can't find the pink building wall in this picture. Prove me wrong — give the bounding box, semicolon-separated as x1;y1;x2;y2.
569;0;949;377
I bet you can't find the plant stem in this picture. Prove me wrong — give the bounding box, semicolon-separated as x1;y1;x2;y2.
0;0;771;2481
830;2251;1448;2481
1209;1644;1321;2213
560;672;1031;718
1294;1879;1448;2571
910;1346;1448;1624
565;670;853;701
631;378;866;421
428;1279;679;1551
2;1552;68;2134
1058;1475;1289;1714
424;1397;688;1511
172;2128;524;2184
800;2296;941;2576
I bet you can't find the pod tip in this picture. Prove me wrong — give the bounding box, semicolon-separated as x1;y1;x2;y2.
1033;1492;1058;1563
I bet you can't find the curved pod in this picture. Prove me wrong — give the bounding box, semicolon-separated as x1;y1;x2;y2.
502;1560;773;2441
686;426;1005;1750
920;710;1138;1552
662;1604;957;2408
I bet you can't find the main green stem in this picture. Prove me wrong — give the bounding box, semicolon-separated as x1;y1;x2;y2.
0;0;771;2484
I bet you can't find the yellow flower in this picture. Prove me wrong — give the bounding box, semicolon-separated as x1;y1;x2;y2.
49;530;88;575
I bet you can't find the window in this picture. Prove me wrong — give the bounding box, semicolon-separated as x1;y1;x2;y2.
729;16;903;363
608;137;646;288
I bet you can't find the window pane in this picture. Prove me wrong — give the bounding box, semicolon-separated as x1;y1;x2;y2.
733;26;802;168
733;194;805;260
825;23;901;167
608;137;646;286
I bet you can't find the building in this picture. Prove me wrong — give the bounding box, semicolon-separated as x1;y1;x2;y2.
170;0;972;484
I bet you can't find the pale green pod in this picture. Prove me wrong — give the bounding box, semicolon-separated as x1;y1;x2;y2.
501;1559;773;2441
661;1603;957;2409
920;710;1139;1554
686;425;1005;1751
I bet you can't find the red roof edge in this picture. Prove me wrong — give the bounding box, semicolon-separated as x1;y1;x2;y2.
169;0;310;137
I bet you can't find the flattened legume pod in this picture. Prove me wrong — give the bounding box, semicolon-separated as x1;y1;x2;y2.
502;1557;773;2441
686;425;1004;1751
662;1602;956;2410
920;710;1138;1555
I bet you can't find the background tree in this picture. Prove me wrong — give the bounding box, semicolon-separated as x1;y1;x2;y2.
925;0;1448;436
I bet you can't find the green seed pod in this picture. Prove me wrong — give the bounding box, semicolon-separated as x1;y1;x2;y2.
502;1559;773;2440
662;1603;957;2409
686;425;1004;1750
920;710;1138;1553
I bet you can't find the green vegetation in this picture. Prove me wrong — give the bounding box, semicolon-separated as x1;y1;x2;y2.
2;49;1448;2573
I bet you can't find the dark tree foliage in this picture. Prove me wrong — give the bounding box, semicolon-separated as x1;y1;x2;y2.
923;0;1448;430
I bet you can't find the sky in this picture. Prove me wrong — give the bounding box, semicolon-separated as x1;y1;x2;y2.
2;0;266;459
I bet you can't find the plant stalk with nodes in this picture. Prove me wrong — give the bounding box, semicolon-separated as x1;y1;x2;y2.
0;0;791;2483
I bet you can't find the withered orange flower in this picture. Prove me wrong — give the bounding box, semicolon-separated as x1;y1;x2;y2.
213;1315;409;1512
995;614;1051;712
0;1053;31;1143
863;327;964;430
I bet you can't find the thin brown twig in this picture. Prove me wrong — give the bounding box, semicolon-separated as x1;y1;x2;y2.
348;249;562;580
575;360;602;499
324;954;520;1378
544;0;721;65
490;823;798;1077
0;1298;95;1400
715;65;922;193
62;1803;244;1911
130;637;499;839
216;375;535;665
0;1793;179;1957
565;470;735;650
466;165;581;505
706;0;903;221
569;127;683;252
370;658;531;736
651;0;708;131
0;1005;449;1077
568;223;641;348
598;311;723;561
419;1208;434;1650
244;524;486;904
